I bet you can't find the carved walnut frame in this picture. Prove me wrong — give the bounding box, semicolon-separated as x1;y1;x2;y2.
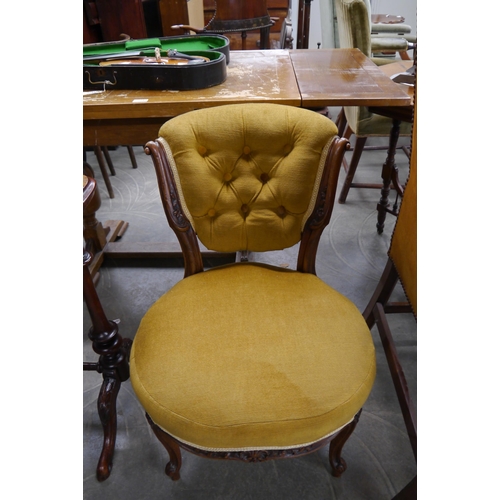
143;135;355;480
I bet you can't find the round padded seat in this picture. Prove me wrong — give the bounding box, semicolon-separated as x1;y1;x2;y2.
130;262;376;451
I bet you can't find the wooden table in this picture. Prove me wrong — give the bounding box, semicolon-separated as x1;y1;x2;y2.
83;49;411;273
83;49;410;146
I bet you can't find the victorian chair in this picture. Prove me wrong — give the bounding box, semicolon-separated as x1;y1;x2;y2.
129;103;376;482
333;0;414;204
363;96;417;498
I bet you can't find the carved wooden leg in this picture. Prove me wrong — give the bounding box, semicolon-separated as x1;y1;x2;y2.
328;410;362;477
146;414;183;481
96;376;121;481
376;119;401;234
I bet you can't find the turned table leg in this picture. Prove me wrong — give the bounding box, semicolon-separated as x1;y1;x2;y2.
377;118;401;234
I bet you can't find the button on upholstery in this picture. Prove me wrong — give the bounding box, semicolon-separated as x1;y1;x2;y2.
241;204;250;216
198;145;207;156
243;146;251;155
283;144;292;154
277;206;287;217
223;172;232;182
260;172;270;184
208;208;216;218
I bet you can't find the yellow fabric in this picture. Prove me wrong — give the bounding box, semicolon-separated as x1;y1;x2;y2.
130;262;376;450
389;106;417;316
157;103;338;253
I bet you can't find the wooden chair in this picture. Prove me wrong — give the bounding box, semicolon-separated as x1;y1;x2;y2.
333;0;413;204
363;96;417;498
85;146;138;199
83;175;132;481
129;103;377;483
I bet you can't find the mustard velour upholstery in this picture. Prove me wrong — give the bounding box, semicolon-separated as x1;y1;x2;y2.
157;103;338;253
130;262;376;450
389;106;417;316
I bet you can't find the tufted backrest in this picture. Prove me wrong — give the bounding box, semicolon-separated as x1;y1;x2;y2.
335;0;372;58
156;103;339;253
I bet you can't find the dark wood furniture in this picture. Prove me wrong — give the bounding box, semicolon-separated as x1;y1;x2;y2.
198;0;290;50
369;60;414;234
83;0;189;43
132;103;375;483
83;0;148;43
83;175;133;481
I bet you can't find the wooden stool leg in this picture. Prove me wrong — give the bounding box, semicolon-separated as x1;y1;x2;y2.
127;146;138;168
338;136;367;203
93;147;115;198
102;147;116;175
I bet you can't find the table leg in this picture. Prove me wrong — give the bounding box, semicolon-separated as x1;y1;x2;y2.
376;118;401;234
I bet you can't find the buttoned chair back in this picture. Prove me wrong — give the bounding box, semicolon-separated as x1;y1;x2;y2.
156;104;338;255
130;103;377;485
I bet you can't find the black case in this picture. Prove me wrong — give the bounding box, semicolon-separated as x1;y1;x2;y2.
83;34;229;91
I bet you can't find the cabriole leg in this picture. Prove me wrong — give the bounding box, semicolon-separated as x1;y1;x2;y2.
96;376;121;481
146;414;183;481
328;410;362;477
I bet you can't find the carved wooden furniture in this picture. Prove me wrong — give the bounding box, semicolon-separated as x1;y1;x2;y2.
188;0;291;50
129;103;376;482
83;175;133;481
363;90;417;498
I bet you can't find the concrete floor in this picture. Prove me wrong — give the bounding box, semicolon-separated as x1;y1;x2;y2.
83;120;416;499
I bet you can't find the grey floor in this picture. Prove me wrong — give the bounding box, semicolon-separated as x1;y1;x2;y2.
83;111;416;499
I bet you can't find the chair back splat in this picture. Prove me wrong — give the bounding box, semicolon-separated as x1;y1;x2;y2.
134;104;377;485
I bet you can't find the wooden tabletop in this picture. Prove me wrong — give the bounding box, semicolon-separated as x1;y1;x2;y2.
290;49;410;108
83;48;412;146
83;50;300;121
